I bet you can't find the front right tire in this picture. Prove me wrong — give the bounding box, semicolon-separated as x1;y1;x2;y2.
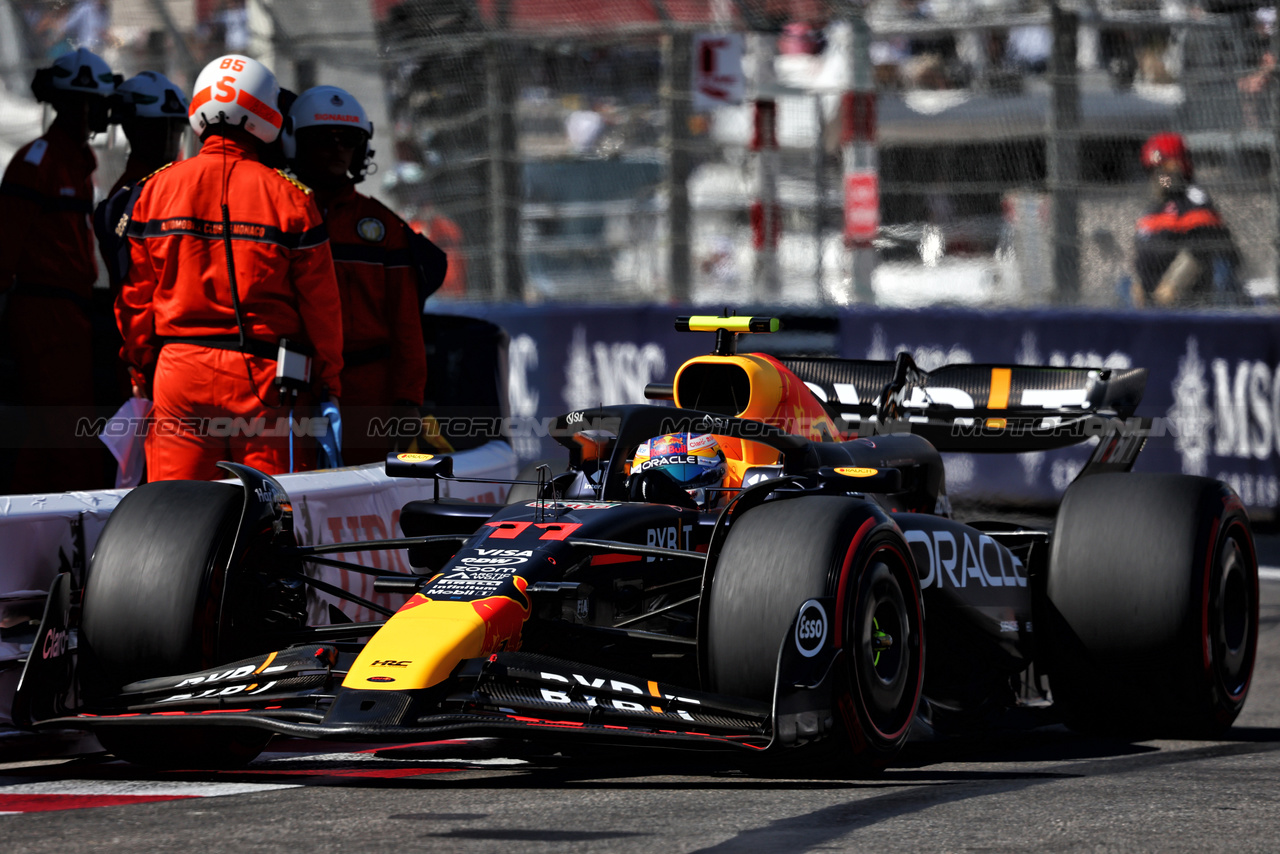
80;480;272;767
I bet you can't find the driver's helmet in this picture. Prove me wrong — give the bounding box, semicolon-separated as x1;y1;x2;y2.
631;432;727;508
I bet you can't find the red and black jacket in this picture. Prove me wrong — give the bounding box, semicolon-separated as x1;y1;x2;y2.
1133;186;1239;300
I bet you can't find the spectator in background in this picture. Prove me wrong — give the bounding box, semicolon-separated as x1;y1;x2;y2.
1239;7;1276;129
61;0;112;52
872;0;961;90
0;48;117;493
195;0;249;60
410;204;467;298
566;102;605;154
215;0;250;54
1006;24;1051;75
17;2;71;62
285;86;427;466
778;20;827;56
1130;132;1244;308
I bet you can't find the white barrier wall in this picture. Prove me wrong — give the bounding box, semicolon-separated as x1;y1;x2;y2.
283;442;517;624
0;442;518;729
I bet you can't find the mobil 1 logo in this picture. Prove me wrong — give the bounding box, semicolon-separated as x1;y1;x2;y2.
794;599;828;658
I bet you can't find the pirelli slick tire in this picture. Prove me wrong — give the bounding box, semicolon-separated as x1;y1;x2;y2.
706;496;925;775
1046;473;1258;737
80;480;271;768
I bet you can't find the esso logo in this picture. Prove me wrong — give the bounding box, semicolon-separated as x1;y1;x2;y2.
794;599;828;658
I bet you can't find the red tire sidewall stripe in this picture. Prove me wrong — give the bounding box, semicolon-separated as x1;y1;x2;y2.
858;541;925;743
833;517;876;649
1206;515;1257;705
836;521;925;745
1200;516;1220;675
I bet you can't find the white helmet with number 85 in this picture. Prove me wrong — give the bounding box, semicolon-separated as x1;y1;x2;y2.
188;54;282;144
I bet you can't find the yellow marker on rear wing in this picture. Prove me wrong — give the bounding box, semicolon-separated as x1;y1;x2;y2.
988;368;1012;409
675;316;780;334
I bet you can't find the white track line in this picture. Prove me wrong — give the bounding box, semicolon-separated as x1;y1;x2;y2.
1259;566;1280;582
0;780;300;797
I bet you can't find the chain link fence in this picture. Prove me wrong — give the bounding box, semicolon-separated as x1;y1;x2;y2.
1;0;1276;307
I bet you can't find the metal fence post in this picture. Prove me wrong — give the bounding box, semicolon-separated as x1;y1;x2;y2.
813;94;826;301
1048;2;1080;303
748;31;780;301
662;30;693;304
1272;13;1280;296
486;27;522;301
844;15;876;304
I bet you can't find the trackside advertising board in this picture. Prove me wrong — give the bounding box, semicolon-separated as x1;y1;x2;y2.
449;303;1280;514
838;309;1280;511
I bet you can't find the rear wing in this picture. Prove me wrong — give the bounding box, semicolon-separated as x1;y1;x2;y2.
779;353;1149;453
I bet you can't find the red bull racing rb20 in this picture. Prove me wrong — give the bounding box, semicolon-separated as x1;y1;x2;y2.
15;316;1259;774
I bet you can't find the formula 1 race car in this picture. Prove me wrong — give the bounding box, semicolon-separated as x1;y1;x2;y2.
15;316;1258;773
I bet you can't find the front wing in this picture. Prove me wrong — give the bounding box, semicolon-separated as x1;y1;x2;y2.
18;575;842;755
35;648;774;751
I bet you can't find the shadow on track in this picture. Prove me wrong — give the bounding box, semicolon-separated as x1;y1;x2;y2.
6;725;1280;796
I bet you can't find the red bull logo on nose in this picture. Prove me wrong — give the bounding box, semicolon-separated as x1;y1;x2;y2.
472;576;532;653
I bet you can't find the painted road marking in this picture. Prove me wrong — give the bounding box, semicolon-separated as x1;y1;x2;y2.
0;779;300;815
0;739;479;816
1260;566;1280;582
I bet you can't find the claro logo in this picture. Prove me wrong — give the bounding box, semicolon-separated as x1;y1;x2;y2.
42;627;69;659
794;600;827;658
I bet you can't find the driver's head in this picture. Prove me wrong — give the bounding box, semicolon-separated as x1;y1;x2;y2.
631;432;727;509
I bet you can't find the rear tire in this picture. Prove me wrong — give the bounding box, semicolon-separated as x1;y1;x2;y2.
80;480;272;767
1046;473;1258;737
706;496;925;774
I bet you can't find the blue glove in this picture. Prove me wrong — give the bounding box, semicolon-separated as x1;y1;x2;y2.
317;398;343;469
